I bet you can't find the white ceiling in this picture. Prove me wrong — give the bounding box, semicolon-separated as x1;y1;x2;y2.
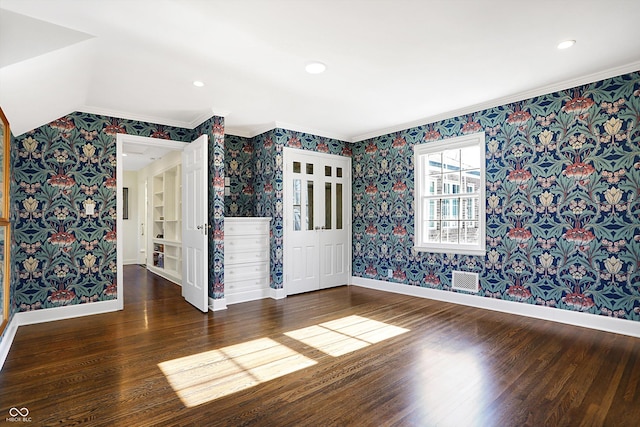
122;142;177;171
1;0;639;141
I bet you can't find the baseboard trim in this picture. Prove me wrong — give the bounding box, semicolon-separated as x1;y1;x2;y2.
14;300;121;327
351;277;640;338
227;289;271;305
209;297;227;311
270;288;287;300
1;300;121;371
0;316;19;371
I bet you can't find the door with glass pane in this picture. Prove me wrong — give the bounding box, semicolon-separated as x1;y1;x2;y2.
284;148;350;295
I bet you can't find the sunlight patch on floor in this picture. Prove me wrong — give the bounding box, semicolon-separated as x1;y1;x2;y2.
284;315;410;357
159;315;410;407
158;337;317;407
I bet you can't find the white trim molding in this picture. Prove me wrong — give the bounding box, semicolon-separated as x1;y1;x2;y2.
209;297;227;311
351;276;640;338
270;288;287;300
0;316;19;371
79;106;228;131
0;300;121;371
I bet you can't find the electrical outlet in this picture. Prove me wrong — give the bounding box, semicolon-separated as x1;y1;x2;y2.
387;269;393;278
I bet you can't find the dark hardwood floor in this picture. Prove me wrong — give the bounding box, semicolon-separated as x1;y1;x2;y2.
1;265;639;426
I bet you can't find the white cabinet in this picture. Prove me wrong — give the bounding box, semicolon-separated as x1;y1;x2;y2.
149;164;182;284
224;218;271;304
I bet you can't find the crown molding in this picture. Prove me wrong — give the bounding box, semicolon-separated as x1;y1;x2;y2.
273;121;351;142
78;106;227;130
226;121;352;142
229;122;278;138
189;108;229;129
351;61;640;142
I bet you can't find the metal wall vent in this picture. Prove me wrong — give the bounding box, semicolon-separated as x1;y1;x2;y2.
452;271;479;293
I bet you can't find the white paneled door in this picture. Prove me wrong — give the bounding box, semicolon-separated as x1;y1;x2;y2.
284;148;351;295
181;135;209;312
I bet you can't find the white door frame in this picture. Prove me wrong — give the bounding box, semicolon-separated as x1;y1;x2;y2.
116;134;188;309
282;147;352;294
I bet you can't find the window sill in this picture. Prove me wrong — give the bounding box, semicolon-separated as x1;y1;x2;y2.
413;246;486;256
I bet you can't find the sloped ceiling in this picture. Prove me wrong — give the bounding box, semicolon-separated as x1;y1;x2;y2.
1;0;639;140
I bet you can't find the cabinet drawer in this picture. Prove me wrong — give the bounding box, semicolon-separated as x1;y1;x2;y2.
225;277;269;293
225;262;269;281
225;235;269;251
225;250;269;265
226;224;269;236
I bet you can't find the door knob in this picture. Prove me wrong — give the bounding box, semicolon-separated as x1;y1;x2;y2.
197;224;211;234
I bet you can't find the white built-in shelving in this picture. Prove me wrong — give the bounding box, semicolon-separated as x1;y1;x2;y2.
149;164;182;284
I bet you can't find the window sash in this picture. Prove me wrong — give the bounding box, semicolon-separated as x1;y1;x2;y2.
414;132;486;255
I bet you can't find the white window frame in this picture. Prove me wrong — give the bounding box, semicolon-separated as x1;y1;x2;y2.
414;132;486;255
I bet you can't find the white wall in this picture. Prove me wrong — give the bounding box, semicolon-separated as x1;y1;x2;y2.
123;171;140;264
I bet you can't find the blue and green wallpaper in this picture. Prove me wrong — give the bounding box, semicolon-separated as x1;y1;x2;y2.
352;71;640;321
224;134;255;217
6;70;640;325
239;129;351;289
10;112;225;311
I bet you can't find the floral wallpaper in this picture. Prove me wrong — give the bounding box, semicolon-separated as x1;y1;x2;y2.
225;134;255;217
7;70;639;327
11;111;223;311
352;71;640;322
253;128;351;289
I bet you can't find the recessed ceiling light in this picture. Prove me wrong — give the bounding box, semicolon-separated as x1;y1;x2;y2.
193;80;205;87
557;40;576;50
122;153;128;157
305;61;326;74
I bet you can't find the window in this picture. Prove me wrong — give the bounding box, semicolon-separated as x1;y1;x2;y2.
414;132;485;255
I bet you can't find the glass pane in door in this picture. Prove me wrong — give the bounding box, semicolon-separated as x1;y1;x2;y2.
293;179;301;231
325;183;332;230
336;183;343;230
307;181;314;230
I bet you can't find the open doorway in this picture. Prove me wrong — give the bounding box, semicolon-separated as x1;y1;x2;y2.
115;134;187;309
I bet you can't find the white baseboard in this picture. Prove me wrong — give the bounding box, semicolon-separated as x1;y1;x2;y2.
147;265;182;286
14;300;121;327
209;297;227;311
270;287;287;300
123;259;139;265
0;316;19;371
351;277;640;338
210;288;286;309
0;299;121;371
